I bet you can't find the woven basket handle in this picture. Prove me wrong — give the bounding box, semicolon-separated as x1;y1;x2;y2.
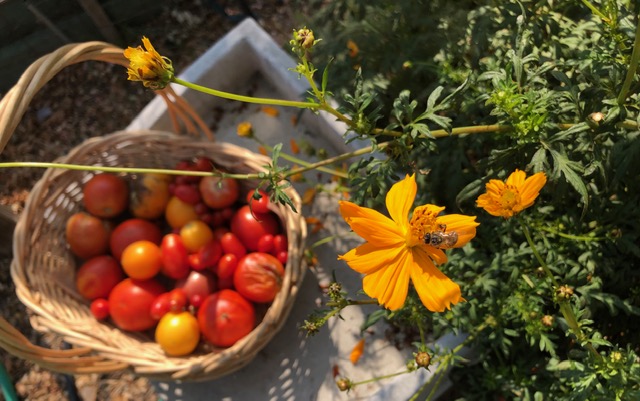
0;41;212;154
0;41;211;374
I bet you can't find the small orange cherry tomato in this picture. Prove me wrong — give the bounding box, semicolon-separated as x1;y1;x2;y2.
121;240;162;279
165;196;199;229
155;311;200;356
180;220;214;253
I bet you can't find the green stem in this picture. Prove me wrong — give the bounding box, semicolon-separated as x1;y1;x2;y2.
261;144;348;178
533;224;606;242
372;124;512;138
580;0;610;23
173;77;320;109
519;218;601;359
617;14;640;105
0;162;216;177
519;219;558;287
350;369;412;388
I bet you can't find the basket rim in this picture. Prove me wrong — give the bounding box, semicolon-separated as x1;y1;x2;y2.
10;129;308;381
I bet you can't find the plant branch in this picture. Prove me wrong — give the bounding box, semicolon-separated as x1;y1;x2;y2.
617;14;640;104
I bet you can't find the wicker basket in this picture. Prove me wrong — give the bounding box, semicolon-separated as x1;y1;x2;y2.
0;42;307;381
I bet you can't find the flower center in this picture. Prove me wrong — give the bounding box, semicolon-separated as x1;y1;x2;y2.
500;186;520;210
408;205;440;247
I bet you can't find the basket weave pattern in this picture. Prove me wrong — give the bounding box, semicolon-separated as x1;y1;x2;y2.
0;43;307;381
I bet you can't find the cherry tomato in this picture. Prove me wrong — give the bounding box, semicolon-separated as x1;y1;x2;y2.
216;253;238;279
108;278;165;331
246;189;270;214
110;218;163;261
160;233;190;280
121;240;163;280
174;184;202;205
276;250;288;265
193;156;214;172
76;255;124;300
150;292;172;320
165;196;199;229
66;212;112;260
220;232;247;259
155;311;200;356
230;205;280;251
198;289;255;347
168;288;188;312
90;298;110;320
175;270;217;307
83;173;129;218
180;220;214;253
217;275;234;290
273;234;288;254
129;173;171;219
199;176;239;209
257;234;274;253
188;240;222;270
234;252;285;303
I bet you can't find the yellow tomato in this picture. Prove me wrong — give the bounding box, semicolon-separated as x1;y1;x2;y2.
155;311;200;356
180;220;214;253
165;196;199;229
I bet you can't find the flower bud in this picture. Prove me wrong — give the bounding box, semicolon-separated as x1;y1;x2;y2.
336;377;353;392
415;351;431;368
556;285;574;301
540;315;554;327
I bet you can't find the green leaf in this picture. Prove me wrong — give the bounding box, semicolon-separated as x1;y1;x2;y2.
546;144;589;215
360;309;388;332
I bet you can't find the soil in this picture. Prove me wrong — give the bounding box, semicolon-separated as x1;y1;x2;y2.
0;1;299;399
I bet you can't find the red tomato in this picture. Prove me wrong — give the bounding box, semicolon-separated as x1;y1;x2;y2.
110;218;163;261
234;252;285;303
175;270;217;307
216;253;238;279
168;288;188;312
75;255;124;300
150;292;172;320
108;278;165;331
246;189;270;214
83;173;129;218
188;240;222;271
160;233;190;279
199;176;239;209
66;212;112;260
90;298;110;320
230;205;280;251
174;184;201;205
273;234;288;254
197;289;255;347
257;234;274;253
220;232;247;259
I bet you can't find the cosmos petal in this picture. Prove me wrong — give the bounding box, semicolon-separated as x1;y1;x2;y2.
386;174;416;232
410;248;463;312
339;242;405;275
520;172;547;208
436;214;479;248
339;201;404;246
362;249;411;310
506;169;526;187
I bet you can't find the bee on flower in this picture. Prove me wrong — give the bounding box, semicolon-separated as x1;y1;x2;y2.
338;174;479;312
124;37;174;90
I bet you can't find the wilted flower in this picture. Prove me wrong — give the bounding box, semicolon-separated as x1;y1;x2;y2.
338;174;479;312
476;169;547;218
346;40;359;58
124;37;174;90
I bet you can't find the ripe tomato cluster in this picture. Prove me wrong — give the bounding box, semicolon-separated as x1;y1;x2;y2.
66;156;288;356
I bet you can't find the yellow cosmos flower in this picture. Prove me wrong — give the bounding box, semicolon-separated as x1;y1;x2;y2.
124;37;174;90
237;121;253;137
338;174;479;312
476;169;547;218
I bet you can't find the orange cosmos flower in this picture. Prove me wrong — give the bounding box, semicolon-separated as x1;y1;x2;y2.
349;338;365;365
476;169;547;218
338;174;479;312
124;37;174;89
237;121;253;137
347;40;359;58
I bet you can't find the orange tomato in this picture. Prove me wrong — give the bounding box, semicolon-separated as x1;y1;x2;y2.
155;311;200;356
165;196;199;229
180;220;214;253
121;240;162;279
129;173;172;219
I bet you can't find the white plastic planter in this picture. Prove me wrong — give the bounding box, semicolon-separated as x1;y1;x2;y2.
128;18;468;401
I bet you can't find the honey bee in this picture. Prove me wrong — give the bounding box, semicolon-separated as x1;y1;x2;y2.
423;224;459;248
